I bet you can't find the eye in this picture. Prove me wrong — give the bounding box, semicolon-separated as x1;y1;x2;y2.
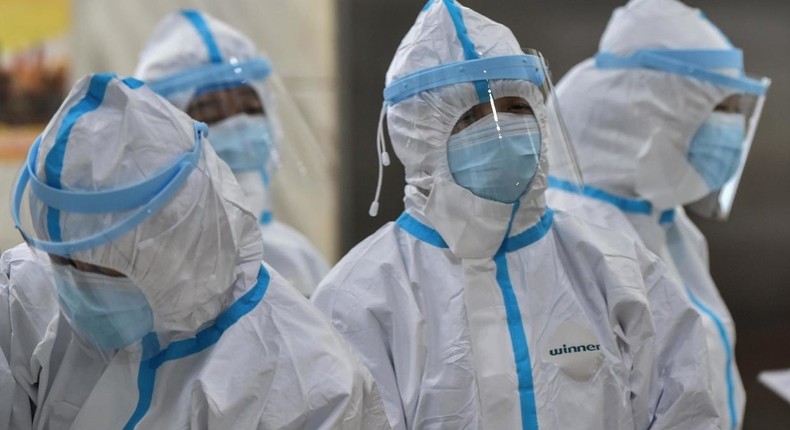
508;103;533;114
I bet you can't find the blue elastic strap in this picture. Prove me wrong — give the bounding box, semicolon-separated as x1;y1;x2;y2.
384;55;545;106
13;123;207;256
395;212;448;249
27;137;190;214
123;265;270;429
438;0;489;102
684;285;738;430
595;49;768;95
147;58;272;99
44;73;115;242
495;201;539;430
548;175;653;215
181;10;223;64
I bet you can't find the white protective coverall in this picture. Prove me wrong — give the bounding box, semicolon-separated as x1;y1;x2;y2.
546;1;770;428
135;10;329;297
312;1;720;429
1;73;389;429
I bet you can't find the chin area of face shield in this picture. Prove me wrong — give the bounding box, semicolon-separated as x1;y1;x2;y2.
369;49;584;215
596;48;771;219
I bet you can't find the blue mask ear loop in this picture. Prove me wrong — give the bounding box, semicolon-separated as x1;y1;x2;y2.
369;102;391;217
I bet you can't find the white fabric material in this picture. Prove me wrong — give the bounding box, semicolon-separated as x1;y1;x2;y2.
3;76;389;429
548;1;747;429
314;1;719;429
0;244;59;430
235;171;329;297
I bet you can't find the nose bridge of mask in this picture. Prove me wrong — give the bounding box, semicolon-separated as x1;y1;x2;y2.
447;113;542;203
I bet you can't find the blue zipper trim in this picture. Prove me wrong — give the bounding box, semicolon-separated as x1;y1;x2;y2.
496;201;539;430
123;265;270;429
548;176;652;215
503;209;554;252
548;175;679;226
439;0;488;101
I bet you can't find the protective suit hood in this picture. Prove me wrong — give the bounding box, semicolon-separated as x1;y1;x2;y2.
556;0;740;209
135;10;283;183
24;74;264;338
385;0;551;258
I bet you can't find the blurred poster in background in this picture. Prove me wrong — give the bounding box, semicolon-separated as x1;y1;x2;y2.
0;0;70;156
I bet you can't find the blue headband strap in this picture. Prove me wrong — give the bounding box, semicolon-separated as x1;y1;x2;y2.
147;57;272;99
595;49;768;95
13;122;207;256
384;55;545;105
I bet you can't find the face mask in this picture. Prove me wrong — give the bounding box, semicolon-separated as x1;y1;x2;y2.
688;111;746;191
209;113;274;173
53;264;154;350
447;113;542;203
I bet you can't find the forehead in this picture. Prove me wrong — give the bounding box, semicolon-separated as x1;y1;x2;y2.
192;83;261;104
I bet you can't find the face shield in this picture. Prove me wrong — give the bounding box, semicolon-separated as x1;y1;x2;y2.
148;58;279;180
372;49;583;215
147;57;335;255
596;48;771;219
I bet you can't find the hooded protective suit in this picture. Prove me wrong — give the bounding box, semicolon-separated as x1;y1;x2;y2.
312;1;719;429
546;1;770;428
135;10;329;297
2;73;389;429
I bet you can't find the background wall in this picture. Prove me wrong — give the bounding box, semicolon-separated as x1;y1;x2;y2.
336;0;790;428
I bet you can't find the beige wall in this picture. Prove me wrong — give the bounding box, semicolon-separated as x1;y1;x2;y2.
0;0;340;259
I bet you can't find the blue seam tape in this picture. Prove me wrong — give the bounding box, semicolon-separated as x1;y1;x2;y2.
180;10;223;63
123;265;270;429
684;285;738;429
44;73;115;242
396;212;448;249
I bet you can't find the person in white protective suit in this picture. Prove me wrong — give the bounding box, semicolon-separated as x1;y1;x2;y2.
312;1;721;429
546;1;771;429
135;10;330;297
0;73;390;429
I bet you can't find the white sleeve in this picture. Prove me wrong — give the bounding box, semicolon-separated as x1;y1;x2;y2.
639;247;721;429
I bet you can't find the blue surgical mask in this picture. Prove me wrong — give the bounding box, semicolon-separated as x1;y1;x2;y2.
209;113;274;173
53;264;154;350
688;112;746;190
447;113;542;203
